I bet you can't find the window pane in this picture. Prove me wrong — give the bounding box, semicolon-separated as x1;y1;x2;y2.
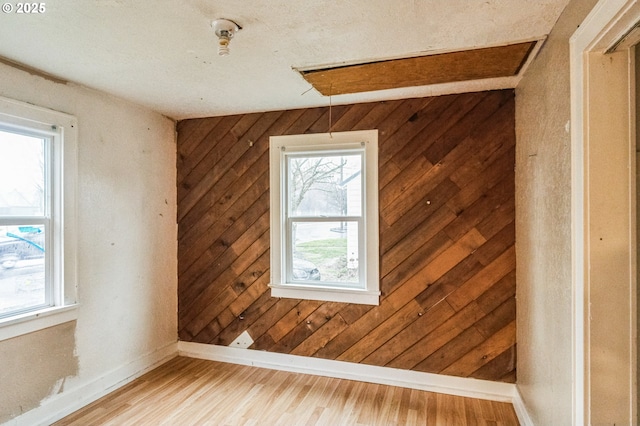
291;221;360;286
0;225;46;316
0;130;45;217
288;154;361;217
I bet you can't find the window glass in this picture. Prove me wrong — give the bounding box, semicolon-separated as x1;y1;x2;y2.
290;221;360;286
287;154;362;217
0;131;45;217
0;129;49;318
0;225;46;315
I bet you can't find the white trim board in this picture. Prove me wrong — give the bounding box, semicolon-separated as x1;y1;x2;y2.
3;342;178;426
570;0;640;424
178;342;522;406
511;387;535;426
5;341;531;425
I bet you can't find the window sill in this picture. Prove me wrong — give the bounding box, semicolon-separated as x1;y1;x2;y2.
270;284;380;305
0;304;78;342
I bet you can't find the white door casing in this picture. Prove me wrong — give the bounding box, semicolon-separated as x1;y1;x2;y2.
571;1;639;424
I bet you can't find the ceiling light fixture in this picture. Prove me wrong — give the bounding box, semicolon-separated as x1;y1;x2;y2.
211;18;241;56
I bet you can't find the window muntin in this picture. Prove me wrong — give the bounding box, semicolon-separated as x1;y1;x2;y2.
270;130;379;305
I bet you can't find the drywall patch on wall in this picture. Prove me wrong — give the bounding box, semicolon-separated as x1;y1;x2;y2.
0;321;78;423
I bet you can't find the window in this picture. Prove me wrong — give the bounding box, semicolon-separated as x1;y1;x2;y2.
269;130;379;305
0;96;77;341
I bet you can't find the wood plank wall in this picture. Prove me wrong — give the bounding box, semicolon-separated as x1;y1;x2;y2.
177;90;516;383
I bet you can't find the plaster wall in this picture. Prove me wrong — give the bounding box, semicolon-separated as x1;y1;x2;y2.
514;0;597;424
0;62;178;423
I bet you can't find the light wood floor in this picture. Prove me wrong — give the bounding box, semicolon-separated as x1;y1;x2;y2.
55;356;519;425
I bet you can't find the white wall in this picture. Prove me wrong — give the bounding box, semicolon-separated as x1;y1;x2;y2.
0;63;177;423
514;0;597;424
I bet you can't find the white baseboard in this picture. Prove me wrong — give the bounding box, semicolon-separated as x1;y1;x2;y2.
6;341;534;426
511;387;534;426
178;341;517;403
4;341;178;426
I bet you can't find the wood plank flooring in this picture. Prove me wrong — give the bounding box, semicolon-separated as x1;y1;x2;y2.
55;356;519;425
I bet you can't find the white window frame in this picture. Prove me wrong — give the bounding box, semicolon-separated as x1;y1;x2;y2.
0;96;78;341
269;130;379;305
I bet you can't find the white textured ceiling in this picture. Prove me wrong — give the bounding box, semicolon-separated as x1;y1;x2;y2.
0;1;569;120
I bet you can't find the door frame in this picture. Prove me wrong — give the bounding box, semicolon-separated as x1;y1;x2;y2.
571;0;639;424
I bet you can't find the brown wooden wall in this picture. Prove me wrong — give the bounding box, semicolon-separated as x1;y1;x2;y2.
177;90;516;383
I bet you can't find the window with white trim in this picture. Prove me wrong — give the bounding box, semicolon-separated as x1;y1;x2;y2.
269;130;379;305
0;96;77;340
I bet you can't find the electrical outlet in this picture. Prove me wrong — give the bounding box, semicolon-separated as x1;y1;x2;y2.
229;330;253;349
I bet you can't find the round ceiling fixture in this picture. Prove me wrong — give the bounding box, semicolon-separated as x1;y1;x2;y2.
211;19;241;56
